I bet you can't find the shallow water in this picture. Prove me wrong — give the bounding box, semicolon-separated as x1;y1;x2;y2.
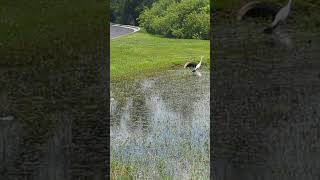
212;22;320;180
111;69;210;178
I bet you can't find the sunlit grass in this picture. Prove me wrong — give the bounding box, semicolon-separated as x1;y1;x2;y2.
110;30;210;81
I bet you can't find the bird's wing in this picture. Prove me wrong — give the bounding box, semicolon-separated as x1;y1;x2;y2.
195;63;201;70
271;11;282;27
272;6;289;27
184;61;192;68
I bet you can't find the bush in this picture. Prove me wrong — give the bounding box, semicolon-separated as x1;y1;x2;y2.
138;0;209;39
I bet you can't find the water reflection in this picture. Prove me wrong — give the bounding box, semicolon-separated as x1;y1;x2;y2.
275;31;293;49
111;70;210;178
212;23;320;180
194;71;202;77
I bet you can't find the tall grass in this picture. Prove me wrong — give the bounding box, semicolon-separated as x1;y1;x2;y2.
111;123;209;179
111;73;210;179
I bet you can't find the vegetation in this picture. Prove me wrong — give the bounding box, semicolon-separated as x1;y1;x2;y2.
111;96;210;179
111;138;209;179
110;0;155;25
110;30;210;80
139;0;210;39
110;0;210;39
110;1;210;179
110;71;210;178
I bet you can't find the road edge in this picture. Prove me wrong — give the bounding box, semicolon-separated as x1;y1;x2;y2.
110;23;141;39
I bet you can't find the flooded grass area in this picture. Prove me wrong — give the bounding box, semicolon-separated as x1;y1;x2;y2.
212;23;320;179
111;70;210;179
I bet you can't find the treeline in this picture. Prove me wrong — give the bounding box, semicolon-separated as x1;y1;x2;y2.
111;0;210;40
110;0;155;25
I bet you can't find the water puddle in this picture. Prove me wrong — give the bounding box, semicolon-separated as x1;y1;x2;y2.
111;69;210;179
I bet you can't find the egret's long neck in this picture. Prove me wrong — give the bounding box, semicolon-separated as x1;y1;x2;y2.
287;0;292;8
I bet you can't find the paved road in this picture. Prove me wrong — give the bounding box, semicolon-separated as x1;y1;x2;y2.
110;23;139;39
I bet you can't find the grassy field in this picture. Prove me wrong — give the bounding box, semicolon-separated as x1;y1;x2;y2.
110;30;210;80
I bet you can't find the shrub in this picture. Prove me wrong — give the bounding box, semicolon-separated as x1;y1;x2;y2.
138;0;209;39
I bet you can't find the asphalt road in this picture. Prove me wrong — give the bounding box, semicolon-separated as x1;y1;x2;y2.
110;24;134;39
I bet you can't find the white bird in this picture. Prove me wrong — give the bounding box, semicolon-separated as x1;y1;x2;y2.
264;0;292;33
192;56;204;72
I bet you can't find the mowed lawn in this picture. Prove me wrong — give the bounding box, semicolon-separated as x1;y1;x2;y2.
110;30;210;80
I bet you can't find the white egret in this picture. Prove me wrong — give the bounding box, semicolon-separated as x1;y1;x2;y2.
192;56;204;72
264;0;292;33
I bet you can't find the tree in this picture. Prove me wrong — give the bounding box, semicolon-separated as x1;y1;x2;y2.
110;0;156;25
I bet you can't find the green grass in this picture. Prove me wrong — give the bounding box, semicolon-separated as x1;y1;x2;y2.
110;30;210;81
111;128;210;179
111;160;136;179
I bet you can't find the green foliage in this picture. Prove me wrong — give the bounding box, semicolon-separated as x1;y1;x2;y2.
138;0;210;39
110;0;155;25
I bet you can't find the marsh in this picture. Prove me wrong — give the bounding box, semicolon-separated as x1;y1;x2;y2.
111;70;210;179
